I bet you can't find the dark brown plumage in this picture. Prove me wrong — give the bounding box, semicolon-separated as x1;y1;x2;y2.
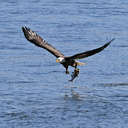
22;26;64;58
66;39;114;60
22;26;115;74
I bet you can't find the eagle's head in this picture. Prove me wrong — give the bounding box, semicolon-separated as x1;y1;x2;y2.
56;57;65;63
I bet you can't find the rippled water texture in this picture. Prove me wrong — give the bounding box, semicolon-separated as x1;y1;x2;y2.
0;0;128;128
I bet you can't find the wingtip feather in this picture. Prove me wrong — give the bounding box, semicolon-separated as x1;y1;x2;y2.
108;38;115;44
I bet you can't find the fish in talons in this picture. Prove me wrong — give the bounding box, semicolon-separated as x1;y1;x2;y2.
69;68;80;82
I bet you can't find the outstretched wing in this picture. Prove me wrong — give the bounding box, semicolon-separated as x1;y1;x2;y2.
22;26;64;58
66;38;115;60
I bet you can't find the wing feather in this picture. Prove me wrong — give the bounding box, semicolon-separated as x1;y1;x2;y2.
66;39;115;60
22;27;64;58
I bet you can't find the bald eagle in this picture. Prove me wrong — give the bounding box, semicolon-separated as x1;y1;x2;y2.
22;26;114;74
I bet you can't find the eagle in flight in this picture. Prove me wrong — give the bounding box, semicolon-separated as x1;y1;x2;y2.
22;26;114;74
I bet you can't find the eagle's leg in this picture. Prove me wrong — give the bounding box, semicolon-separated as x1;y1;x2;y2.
75;64;77;69
63;64;69;74
74;63;79;70
66;67;69;74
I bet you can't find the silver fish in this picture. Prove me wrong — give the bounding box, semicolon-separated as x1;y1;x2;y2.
69;68;79;82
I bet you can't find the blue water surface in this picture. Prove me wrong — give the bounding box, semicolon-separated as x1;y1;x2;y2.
0;0;128;128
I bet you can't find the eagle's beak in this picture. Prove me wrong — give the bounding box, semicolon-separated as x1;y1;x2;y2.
56;59;60;63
